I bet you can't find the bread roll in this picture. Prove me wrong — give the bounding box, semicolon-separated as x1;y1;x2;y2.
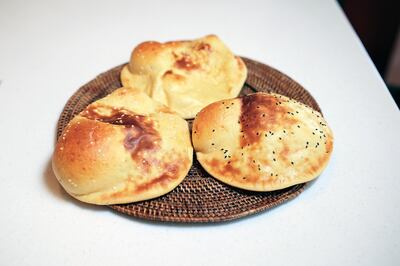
120;35;247;118
192;92;333;191
52;88;193;205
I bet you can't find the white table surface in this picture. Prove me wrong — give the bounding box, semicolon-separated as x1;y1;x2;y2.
1;0;399;265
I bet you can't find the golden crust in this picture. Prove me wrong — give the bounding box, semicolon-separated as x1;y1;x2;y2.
192;93;334;191
121;35;247;118
52;87;193;205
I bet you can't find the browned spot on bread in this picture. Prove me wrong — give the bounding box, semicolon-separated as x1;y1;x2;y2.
207;158;242;177
134;41;162;53
162;70;185;81
82;105;148;127
239;94;295;147
197;42;211;51
134;163;179;193
81;105;161;161
325;137;333;153
279;144;290;163
158;106;177;114
163;70;173;76
124;130;159;160
174;54;200;70
58;118;113;156
235;56;245;69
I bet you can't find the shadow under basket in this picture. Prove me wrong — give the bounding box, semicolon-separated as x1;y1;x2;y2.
56;57;322;223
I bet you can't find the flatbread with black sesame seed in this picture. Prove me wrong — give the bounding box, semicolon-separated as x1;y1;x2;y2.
192;92;333;191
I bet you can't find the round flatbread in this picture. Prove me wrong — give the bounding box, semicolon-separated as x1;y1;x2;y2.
120;35;247;119
192;92;333;191
52;88;193;205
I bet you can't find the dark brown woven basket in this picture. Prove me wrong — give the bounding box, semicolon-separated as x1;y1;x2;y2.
56;57;321;223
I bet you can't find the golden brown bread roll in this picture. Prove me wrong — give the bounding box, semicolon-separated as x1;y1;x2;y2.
120;34;247;119
52;87;193;205
192;92;333;191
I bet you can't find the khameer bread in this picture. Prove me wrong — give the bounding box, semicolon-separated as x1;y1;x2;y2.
120;35;247;119
52;87;193;205
192;92;333;191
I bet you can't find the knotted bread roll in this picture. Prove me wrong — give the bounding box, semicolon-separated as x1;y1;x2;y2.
52;87;193;205
192;92;333;191
121;35;247;118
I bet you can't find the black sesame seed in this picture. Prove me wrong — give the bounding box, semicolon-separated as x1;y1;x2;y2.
291;161;294;165
279;137;282;140
211;143;215;145
272;151;275;154
273;158;276;161
212;129;215;132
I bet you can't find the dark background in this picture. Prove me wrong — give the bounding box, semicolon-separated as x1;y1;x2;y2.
339;0;400;107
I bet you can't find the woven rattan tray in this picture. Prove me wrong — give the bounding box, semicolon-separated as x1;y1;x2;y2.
56;57;321;223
